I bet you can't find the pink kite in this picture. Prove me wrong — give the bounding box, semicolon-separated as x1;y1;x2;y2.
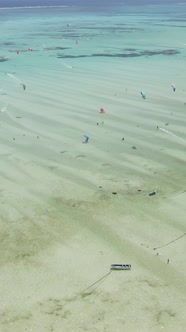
100;108;105;113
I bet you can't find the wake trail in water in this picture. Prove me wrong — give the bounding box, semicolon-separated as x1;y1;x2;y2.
63;63;73;69
159;127;185;143
7;73;21;84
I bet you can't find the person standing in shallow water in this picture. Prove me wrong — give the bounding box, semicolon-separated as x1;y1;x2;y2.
20;83;26;90
171;83;176;92
140;91;146;99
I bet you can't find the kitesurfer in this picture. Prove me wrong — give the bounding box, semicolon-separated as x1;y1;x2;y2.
140;91;146;99
83;134;89;143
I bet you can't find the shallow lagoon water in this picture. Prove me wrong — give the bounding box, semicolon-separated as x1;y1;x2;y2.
0;3;186;332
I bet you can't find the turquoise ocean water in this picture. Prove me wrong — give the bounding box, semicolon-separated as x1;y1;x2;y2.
1;3;186;74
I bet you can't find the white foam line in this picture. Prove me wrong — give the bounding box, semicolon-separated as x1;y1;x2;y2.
159;127;185;142
7;73;21;83
0;104;8;113
63;63;73;69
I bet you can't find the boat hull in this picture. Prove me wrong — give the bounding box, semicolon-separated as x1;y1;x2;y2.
111;264;131;270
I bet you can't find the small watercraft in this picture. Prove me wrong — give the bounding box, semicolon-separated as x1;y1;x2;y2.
111;264;131;270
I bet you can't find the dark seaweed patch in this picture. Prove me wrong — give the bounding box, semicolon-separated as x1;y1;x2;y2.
91;53;141;57
78;26;144;31
151;23;186;28
62;34;81;38
138;49;179;56
44;46;71;51
115;23;127;26
9;49;40;52
2;42;16;46
57;54;87;58
56;48;180;59
122;48;137;51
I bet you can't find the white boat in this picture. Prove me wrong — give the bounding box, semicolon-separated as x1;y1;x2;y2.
111;264;131;270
